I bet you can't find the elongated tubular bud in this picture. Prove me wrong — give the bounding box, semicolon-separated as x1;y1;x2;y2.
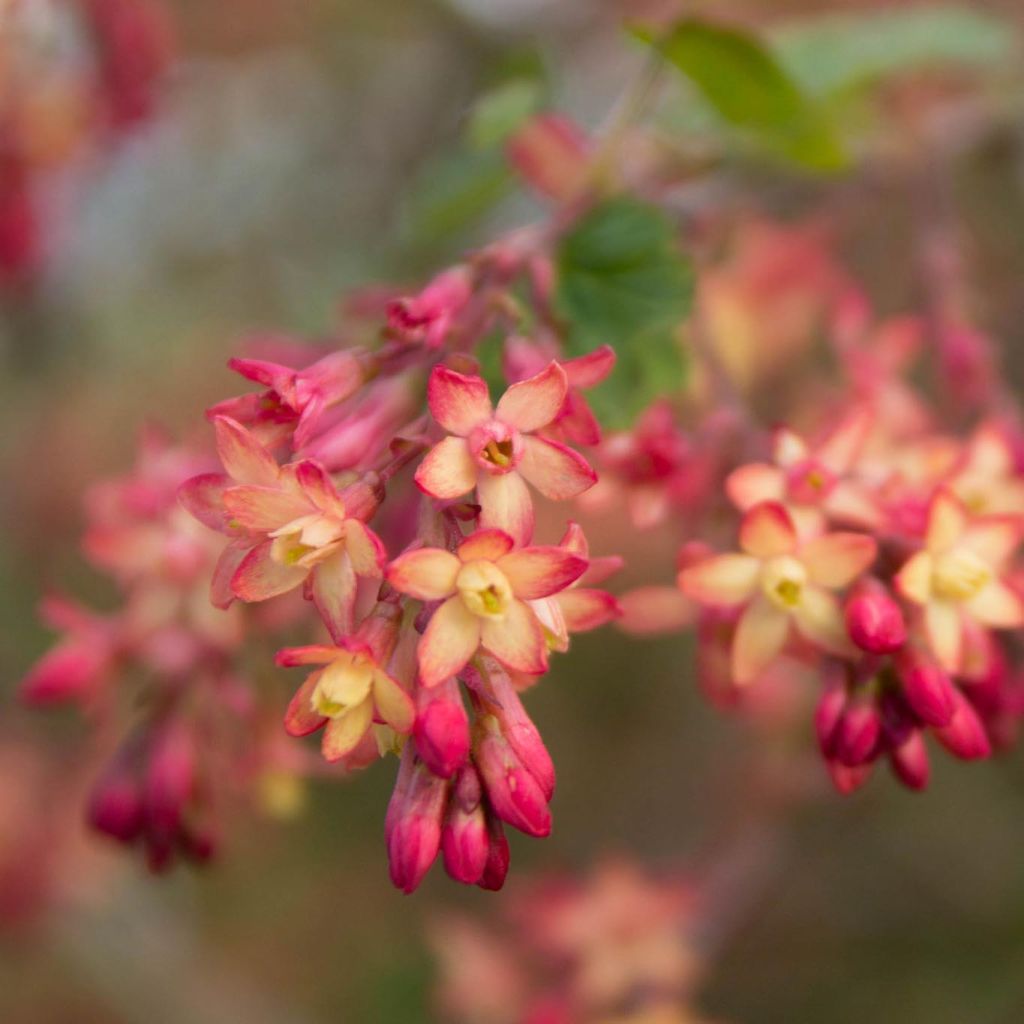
474;717;551;838
814;672;848;757
483;669;555;800
895;648;957;727
385;748;449;894
87;752;144;843
827;758;872;796
414;678;470;779
845;580;906;654
477;813;510;892
889;730;930;791
935;689;992;761
144;718;196;838
441;765;488;885
833;694;881;767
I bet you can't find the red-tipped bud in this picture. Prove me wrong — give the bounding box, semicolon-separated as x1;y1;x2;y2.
895;649;957;727
144;719;196;836
827;758;872;796
441;766;488;885
845;581;906;654
889;730;930;791
87;757;144;843
19;639;110;707
486;671;555;800
814;674;848;757
505;114;590;202
833;695;881;767
474;718;551;838
414;679;470;779
935;689;992;761
477;815;511;892
385;751;448;894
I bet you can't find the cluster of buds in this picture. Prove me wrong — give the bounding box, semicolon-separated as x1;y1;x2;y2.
171;235;621;891
430;858;717;1024
0;0;173;289
19;430;305;870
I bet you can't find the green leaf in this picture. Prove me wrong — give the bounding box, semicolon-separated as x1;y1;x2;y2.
773;6;1015;98
555;198;693;428
635;18;847;171
467;78;544;150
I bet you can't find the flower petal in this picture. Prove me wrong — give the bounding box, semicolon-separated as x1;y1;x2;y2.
725;463;785;510
294;460;348;519
558;588;622;632
894;551;932;605
497;547;587;599
962;516;1024;565
732;597;789;685
311;552;357;641
414;436;477;499
801;533;877;588
456;529;514;563
615;586;692;635
480;600;547;675
387;548;461;601
419;597;481;687
818;408;871;472
966;581;1024;628
739;502;797;559
517;435;596;500
213;416;280;486
345;520;386;576
321;699;374;761
223;485;310;531
178;473;230;532
276;645;341;667
372;670;415;733
925;600;963;672
427;365;492;436
679;554;760;607
284;671;327;737
232;540;307;601
926;489;967;552
495;361;567;432
792;587;851;656
210;542;248;608
478;471;535;546
562;345;616;389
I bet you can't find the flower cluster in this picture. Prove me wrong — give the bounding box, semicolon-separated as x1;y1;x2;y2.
0;0;173;289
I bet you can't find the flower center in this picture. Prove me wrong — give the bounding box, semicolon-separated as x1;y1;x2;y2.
761;556;808;610
483;438;515;467
469;421;522;475
270;514;345;567
311;654;373;717
932;548;992;602
456;560;513;619
786;459;837;505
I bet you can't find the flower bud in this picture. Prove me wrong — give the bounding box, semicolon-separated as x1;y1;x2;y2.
935;689;992;760
895;649;957;727
827;759;872;795
414;679;470;779
889;730;930;791
845;580;906;654
87;757;144;843
474;718;551;838
19;638;111;707
144;718;196;837
485;671;555;800
385;750;448;894
833;694;881;767
814;673;848;757
441;766;488;885
477;815;511;892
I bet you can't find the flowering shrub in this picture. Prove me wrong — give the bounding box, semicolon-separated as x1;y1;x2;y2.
18;5;1024;919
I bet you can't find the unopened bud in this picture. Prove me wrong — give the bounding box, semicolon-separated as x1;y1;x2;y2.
889;730;930;791
935;689;992;760
414;678;470;779
845;580;906;654
474;718;551;838
896;649;957;727
385;750;448;894
441;765;488;885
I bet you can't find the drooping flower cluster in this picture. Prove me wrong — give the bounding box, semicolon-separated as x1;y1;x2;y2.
0;0;173;290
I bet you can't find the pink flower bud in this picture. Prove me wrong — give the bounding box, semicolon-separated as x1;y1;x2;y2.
477;815;511;892
485;671;555;800
474;719;551;838
935;689;992;760
833;695;881;767
385;751;449;894
88;753;144;843
414;679;470;779
505;114;590;202
844;580;906;654
441;766;488;885
895;649;957;727
144;719;196;836
827;759;872;796
19;638;111;706
889;730;930;791
814;674;848;757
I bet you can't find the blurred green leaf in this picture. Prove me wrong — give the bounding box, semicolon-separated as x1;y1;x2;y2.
773;6;1015;98
555;198;693;428
467;78;544;150
635;19;847;171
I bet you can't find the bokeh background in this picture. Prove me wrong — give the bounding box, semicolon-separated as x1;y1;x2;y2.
4;1;1024;1021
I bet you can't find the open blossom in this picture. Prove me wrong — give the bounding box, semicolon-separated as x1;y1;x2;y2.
894;489;1024;673
726;410;880;535
386;529;587;687
414;363;596;545
278;606;415;763
179;416;384;637
680;502;877;684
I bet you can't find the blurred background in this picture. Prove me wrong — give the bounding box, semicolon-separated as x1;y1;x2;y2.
5;1;1024;1021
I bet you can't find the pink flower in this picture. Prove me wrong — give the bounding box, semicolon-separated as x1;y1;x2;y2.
679;502;877;684
179;416;385;637
386;529;587;687
894;489;1024;673
387;267;472;350
414;363;596;544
